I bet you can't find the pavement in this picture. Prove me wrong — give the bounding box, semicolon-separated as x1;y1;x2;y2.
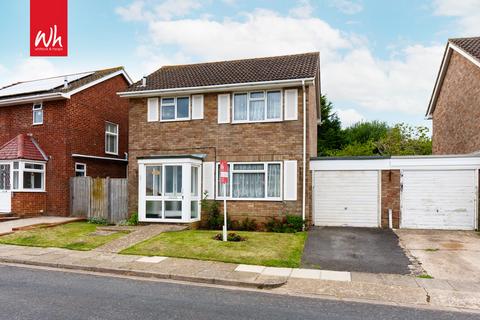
0;244;480;311
0;216;80;234
396;229;480;282
302;227;412;274
2;266;478;320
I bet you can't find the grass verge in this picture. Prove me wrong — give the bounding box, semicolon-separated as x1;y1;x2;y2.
121;230;307;268
0;222;128;251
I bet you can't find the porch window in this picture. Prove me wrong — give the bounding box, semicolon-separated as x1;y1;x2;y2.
217;162;282;200
105;122;119;155
139;158;201;223
12;161;45;191
232;90;282;123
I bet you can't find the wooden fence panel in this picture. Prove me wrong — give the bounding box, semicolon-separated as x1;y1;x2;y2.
70;176;128;224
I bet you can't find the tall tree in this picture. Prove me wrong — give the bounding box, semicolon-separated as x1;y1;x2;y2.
317;95;345;156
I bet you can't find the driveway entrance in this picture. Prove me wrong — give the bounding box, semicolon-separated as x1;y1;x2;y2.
302;227;411;274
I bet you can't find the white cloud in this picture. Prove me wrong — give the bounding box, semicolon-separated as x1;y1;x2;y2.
329;0;363;15
0;59;60;87
116;1;444;119
432;0;480;35
336;108;365;127
115;0;148;21
289;0;314;18
116;0;203;21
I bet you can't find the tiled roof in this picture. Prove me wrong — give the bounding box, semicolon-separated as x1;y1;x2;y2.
0;67;126;101
125;52;320;92
0;134;47;161
449;37;480;62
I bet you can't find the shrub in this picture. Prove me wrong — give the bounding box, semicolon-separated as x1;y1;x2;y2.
213;232;246;242
87;217;108;225
239;217;257;231
265;214;304;233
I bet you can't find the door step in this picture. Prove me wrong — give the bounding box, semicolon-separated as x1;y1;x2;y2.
0;214;20;222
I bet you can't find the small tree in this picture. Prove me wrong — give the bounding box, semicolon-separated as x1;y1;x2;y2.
376;123;432;156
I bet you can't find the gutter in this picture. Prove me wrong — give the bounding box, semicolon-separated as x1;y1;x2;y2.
117;78;316;98
0;92;69;107
302;80;307;227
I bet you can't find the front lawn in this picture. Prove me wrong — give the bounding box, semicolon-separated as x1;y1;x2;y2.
0;222;128;251
121;230;307;267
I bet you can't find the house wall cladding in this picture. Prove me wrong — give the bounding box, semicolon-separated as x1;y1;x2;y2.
432;51;480;154
0;75;129;217
128;85;317;225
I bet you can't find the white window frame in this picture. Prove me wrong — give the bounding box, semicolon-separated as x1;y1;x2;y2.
160;96;191;122
138;158;202;223
11;160;46;192
232;90;283;124
75;163;87;177
216;161;283;201
105;122;119;155
32;102;43;125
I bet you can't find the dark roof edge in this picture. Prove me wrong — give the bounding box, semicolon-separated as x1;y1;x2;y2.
310;156;391;161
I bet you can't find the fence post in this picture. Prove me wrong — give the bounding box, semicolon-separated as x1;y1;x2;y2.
106;177;111;224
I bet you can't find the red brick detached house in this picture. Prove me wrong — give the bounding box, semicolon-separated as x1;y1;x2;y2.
426;37;480;154
0;68;131;217
119;53;320;226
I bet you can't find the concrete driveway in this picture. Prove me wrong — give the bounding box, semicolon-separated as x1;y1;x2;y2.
301;227;411;274
395;229;480;282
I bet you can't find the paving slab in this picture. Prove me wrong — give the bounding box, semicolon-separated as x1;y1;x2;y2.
0;217;80;234
290;268;321;279
320;270;351;282
415;278;454;291
262;267;292;277
136;256;168;263
235;264;265;273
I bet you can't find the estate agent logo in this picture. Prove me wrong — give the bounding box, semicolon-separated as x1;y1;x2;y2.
30;0;68;56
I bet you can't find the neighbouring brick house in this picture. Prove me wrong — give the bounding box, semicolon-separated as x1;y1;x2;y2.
426;37;480;154
119;53;320;227
0;68;131;217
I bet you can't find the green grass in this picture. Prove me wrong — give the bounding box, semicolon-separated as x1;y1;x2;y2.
0;222;128;251
121;230;307;268
417;274;434;279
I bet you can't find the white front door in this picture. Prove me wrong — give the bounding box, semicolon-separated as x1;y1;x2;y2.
401;170;477;230
0;164;11;213
313;170;380;227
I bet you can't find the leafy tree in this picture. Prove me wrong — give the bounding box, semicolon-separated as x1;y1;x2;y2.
343;121;388;145
376;123;432;156
317;95;345;156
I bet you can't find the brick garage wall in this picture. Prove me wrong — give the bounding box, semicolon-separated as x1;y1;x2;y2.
432;51;480;154
128;85;316;226
11;192;47;217
381;170;400;228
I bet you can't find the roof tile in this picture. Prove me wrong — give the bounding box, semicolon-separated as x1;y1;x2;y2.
0;134;47;161
449;37;480;62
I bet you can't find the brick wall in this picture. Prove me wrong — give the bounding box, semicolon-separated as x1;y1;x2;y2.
380;170;400;228
432;51;480;154
11;192;47;217
128;85;317;226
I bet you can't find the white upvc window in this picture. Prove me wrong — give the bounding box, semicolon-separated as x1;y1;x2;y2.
216;162;282;201
75;163;87;177
32;103;43;125
232;90;282;123
105;122;119;155
161;97;190;121
12;161;46;192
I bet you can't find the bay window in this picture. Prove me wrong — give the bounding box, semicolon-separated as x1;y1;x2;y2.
233;90;282;123
217;162;282;200
12;161;45;191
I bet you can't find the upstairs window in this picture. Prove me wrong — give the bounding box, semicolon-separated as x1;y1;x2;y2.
33;103;43;125
105;122;119;155
161;97;190;121
233;90;282;123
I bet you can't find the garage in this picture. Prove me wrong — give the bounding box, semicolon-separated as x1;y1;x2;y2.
401;169;477;230
313;170;380;227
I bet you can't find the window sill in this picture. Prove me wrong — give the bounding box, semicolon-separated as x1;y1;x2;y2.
32;123;43;126
159;118;191;123
105;152;119;156
215;197;283;202
231;119;284;124
12;190;46;193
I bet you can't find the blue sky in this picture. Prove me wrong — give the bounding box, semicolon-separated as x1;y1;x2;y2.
0;0;478;129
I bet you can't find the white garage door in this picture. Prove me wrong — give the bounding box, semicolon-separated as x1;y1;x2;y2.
401;170;477;230
314;171;379;227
